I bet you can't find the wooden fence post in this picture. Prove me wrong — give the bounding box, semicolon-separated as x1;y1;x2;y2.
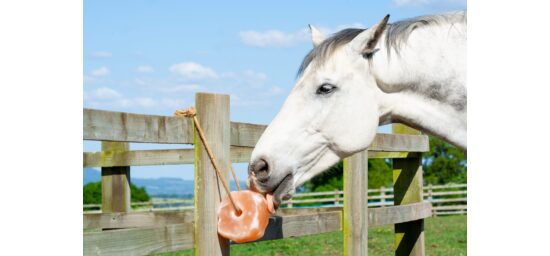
392;124;425;256
101;141;131;214
343;150;369;256
194;93;231;256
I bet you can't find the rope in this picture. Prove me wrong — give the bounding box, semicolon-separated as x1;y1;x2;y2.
230;166;241;191
175;107;242;214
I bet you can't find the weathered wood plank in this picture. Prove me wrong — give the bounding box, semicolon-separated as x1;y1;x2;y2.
230;122;266;148
229;146;254;163
83;212;340;256
343;150;369;256
84;139;425;160
84;108;428;151
83;146;253;167
84;108;194;144
84;108;262;146
83;223;194;256
368;151;419;159
276;207;343;216
255;212;342;242
83;202;433;231
369;133;429;152
369;202;432;227
83;211;193;230
194;93;231;256
101;142;131;214
85;148;193;167
230;126;429;153
392;124;426;256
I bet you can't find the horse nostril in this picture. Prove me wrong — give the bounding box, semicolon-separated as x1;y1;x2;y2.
250;159;269;183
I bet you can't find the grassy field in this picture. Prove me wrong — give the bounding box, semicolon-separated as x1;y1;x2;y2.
158;214;466;256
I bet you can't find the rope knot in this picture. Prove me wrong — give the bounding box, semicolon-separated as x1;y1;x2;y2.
174;107;197;118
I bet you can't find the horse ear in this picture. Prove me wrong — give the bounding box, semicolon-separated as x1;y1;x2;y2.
309;24;326;47
350;15;390;55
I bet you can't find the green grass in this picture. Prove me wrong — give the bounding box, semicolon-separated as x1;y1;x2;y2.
158;215;466;256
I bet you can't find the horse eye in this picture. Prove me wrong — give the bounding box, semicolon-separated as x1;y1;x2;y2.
316;83;336;95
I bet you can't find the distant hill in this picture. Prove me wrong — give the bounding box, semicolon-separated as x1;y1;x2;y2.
83;168;247;196
132;177;195;196
84;168;101;185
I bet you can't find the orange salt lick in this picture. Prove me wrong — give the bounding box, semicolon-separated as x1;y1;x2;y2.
217;190;275;243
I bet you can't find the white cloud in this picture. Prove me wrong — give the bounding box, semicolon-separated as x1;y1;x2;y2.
134;97;157;107
134;78;147;86
136;65;154;73
161;98;186;109
85;87;160;109
239;23;366;48
91;51;112;58
239;29;308;48
169;62;218;80
265;86;285;96
115;99;133;108
92;87;121;99
91;66;110;77
221;70;267;87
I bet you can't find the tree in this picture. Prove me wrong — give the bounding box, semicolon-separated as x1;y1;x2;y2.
83;181;151;204
83;181;102;204
422;136;467;185
302;158;393;192
302;136;467;191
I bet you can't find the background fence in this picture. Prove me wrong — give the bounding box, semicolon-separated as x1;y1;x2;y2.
84;183;467;216
83;92;436;256
283;183;467;216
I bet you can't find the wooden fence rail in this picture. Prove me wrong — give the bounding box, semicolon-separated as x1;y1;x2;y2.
83;92;438;256
83;203;432;255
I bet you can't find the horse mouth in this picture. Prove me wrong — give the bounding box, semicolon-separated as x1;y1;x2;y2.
270;174;294;207
248;173;294;210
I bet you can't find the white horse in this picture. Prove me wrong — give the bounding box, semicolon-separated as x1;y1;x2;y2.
248;11;466;207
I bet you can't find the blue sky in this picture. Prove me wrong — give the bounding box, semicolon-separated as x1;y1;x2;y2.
84;0;466;181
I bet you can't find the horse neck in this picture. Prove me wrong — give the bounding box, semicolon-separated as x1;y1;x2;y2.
380;91;467;149
372;25;467;149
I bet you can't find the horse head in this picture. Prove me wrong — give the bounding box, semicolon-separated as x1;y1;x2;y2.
247;16;391;207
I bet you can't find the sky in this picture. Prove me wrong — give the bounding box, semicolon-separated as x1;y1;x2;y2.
83;0;466;181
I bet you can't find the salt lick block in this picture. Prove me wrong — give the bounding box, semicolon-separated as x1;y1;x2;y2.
217;190;272;243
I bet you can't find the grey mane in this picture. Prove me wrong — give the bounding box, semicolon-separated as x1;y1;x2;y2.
385;10;466;55
297;11;466;77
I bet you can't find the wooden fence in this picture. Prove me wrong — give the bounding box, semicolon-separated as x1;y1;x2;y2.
83;92;433;256
281;183;466;216
84;183;466;216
